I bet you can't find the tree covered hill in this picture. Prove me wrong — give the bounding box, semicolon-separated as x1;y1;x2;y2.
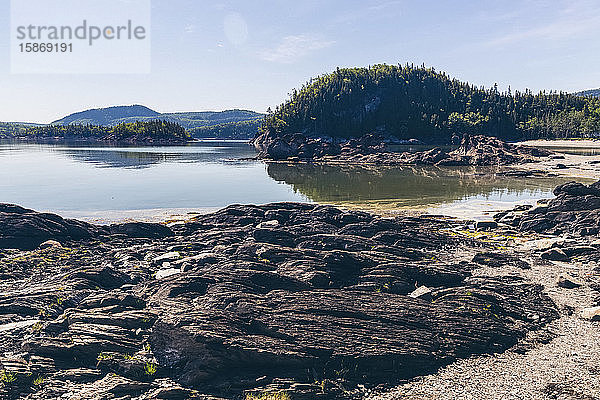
257;64;600;144
50;105;264;139
20;120;190;143
51;105;160;126
162;109;264;130
189;119;262;140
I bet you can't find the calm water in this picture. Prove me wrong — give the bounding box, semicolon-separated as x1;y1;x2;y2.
0;140;588;219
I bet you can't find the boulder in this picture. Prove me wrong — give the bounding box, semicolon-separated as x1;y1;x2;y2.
408;286;433;300
556;274;581;289
476;221;498;231
541;249;570;262
0;204;101;250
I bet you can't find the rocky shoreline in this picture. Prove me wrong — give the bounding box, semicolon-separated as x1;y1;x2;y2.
0;196;580;399
254;133;551;167
369;180;600;400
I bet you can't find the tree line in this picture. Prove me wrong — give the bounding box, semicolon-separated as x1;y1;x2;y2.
17;120;190;141
260;64;600;142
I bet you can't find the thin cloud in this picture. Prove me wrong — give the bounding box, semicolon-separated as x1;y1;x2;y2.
332;0;402;25
483;1;600;47
260;34;335;63
368;0;402;12
485;16;600;47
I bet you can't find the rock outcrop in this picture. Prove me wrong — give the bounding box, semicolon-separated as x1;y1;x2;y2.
255;133;550;166
399;135;550;166
496;180;600;236
0;204;174;250
0;204;558;399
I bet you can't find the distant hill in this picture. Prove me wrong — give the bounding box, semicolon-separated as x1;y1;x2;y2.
51;105;265;139
574;88;600;98
52;105;160;126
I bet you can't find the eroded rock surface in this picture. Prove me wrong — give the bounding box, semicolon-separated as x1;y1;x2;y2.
0;203;558;399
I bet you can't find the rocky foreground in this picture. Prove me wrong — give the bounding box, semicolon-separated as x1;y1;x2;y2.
370;180;600;400
255;133;551;166
0;201;564;399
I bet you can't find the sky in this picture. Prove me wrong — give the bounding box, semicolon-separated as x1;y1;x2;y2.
1;0;600;123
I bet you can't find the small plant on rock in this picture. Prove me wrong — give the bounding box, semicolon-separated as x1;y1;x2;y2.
96;352;113;361
0;370;17;387
245;391;291;400
30;321;43;333
144;362;157;376
32;375;44;387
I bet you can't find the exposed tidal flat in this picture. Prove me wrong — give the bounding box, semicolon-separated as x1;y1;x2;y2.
1;139;600;399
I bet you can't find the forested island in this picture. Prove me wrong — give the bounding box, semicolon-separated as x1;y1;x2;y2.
257;64;600;145
0;107;264;141
14;120;191;144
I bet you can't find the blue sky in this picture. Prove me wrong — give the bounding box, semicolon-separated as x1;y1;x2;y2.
1;0;600;123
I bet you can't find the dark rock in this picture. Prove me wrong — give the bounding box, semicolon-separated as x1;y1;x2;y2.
255;133;550;166
476;221;498;231
541;248;570;262
562;246;596;257
556;274;581;289
253;228;297;247
400;135;551;166
109;222;174;239
0;204;101;250
502;180;600;236
553;181;600;197
472;252;531;270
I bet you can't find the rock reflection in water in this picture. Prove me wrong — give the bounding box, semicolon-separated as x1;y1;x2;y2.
54;142;257;169
266;162;575;208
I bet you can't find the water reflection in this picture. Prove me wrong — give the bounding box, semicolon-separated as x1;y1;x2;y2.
266;162;576;207
0;140;257;169
0;140;304;212
52;142;257;169
0;139;593;214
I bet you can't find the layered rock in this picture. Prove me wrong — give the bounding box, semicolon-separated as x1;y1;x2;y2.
0;204;558;399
